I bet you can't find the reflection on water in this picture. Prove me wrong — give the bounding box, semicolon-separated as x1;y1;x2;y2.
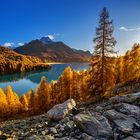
0;63;89;96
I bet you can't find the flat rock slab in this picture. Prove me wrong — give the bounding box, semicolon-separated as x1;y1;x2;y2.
114;103;140;118
114;117;136;129
73;113;113;139
110;92;140;104
104;109;127;120
122;136;139;140
104;109;136;129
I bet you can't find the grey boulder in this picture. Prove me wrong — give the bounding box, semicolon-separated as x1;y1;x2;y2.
47;99;76;121
73;113;113;139
114;103;140;118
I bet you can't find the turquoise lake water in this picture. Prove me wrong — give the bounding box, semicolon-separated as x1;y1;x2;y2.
0;63;89;96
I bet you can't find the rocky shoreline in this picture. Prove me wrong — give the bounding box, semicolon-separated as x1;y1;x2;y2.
1;92;140;140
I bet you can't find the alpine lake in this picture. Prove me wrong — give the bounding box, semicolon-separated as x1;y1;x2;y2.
0;63;89;96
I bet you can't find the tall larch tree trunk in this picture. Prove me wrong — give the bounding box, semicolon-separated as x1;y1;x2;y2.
89;7;116;100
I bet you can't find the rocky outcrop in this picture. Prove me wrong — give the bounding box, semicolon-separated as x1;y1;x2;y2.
112;79;140;95
47;99;76;121
110;92;140;104
73;113;113;139
114;103;140;118
1;93;140;140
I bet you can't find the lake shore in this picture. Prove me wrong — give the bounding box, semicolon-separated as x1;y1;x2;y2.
46;62;90;65
46;62;64;65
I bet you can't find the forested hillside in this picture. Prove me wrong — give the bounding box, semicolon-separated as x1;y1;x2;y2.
116;44;140;84
0;46;51;74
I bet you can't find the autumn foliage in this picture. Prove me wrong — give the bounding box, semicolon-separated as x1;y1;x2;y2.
0;46;51;74
0;44;139;120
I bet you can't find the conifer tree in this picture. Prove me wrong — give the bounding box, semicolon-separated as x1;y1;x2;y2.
26;89;35;115
61;67;72;101
0;88;8;117
115;56;124;84
6;85;21;115
57;75;65;103
20;94;28;112
50;80;58;105
72;70;79;100
79;70;89;100
90;7;116;99
36;76;51;113
123;44;140;82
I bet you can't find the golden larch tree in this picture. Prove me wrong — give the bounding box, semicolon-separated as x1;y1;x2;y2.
89;7;116;100
36;76;51;113
6;85;21;116
0;88;8;117
26;89;35;115
20;94;28;113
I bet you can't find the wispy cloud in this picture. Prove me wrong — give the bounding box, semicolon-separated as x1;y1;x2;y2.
18;42;24;46
3;42;14;47
119;26;140;32
44;33;64;40
54;33;64;37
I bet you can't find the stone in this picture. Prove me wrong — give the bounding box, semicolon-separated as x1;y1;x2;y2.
44;135;54;140
47;99;76;121
133;122;140;129
104;109;136;129
0;135;7;140
117;127;133;135
70;132;75;137
6;138;13;140
72;107;78;115
133;132;140;139
41;130;49;135
104;109;127;120
113;133;119;140
60;117;70;124
30;135;43;140
49;127;57;134
73;113;113;139
122;136;139;140
0;131;3;136
56;137;70;140
74;128;80;135
48;120;58;127
21;131;30;137
64;125;71;132
60;126;65;132
55;124;61;129
95;106;104;112
114;103;140;118
55;132;63;138
114;117;136;129
110;92;140;104
82;133;95;140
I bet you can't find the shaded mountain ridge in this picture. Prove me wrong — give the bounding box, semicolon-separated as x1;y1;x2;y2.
14;38;92;62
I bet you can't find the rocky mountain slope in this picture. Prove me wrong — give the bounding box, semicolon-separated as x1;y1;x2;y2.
14;37;92;62
1;92;140;140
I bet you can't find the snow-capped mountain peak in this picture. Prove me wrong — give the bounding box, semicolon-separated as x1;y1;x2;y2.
40;36;54;44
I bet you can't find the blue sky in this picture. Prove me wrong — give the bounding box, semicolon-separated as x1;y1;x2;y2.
0;0;140;54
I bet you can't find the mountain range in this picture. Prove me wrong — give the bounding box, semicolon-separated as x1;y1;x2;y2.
14;36;92;62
